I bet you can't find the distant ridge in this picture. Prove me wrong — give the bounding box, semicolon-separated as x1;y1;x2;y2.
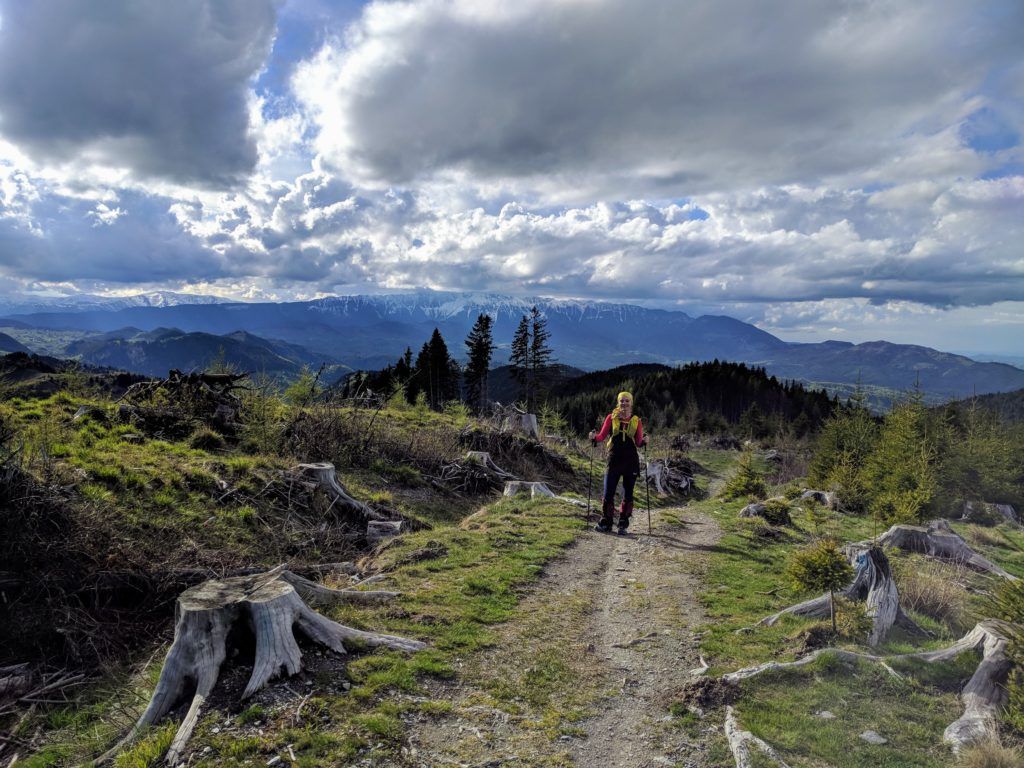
4;290;1023;400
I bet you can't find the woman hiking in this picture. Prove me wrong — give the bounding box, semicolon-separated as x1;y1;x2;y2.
589;391;647;535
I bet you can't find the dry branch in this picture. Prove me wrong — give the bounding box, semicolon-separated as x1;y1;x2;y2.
724;706;793;768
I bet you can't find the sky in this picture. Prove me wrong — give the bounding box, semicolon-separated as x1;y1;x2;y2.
0;0;1022;354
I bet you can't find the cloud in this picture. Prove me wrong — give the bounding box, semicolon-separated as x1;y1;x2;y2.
0;0;278;186
295;0;1024;199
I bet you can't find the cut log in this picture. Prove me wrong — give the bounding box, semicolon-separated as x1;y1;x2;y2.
723;621;1013;753
876;520;1017;580
99;567;423;765
290;462;391;525
755;545;922;646
725;706;793;768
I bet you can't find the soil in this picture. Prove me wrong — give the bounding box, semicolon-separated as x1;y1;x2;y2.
401;504;721;767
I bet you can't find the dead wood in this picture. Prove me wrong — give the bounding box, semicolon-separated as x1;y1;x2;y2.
97;566;424;765
876;519;1017;580
756;545;924;645
722;620;1014;753
725;706;793;767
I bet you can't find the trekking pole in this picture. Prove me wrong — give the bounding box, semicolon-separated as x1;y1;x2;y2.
586;437;594;522
643;441;652;535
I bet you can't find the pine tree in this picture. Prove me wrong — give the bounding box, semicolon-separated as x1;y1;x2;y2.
463;314;495;413
808;384;879;515
528;305;554;411
865;388;936;526
509;315;530;405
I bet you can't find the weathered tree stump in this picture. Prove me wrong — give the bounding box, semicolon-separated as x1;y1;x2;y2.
799;489;835;508
722;620;1013;753
290;462;392;527
877;519;1017;580
645;459;694;496
99;567;423;765
502;413;539;440
961;501;1020;527
755;545;921;645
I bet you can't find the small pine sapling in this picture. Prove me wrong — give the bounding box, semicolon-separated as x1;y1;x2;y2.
786;539;854;633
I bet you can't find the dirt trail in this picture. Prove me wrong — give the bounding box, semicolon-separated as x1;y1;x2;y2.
403;504;720;768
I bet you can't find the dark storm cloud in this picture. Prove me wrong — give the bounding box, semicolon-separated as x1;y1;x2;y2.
0;0;278;186
301;0;1024;197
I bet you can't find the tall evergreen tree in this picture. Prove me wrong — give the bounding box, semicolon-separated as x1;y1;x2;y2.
509;315;530;405
464;313;495;413
528;305;554;411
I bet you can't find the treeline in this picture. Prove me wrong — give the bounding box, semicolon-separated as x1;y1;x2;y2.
549;360;837;436
338;306;556;412
809;388;1024;524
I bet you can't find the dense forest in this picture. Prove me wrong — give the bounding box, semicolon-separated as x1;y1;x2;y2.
549;360;838;437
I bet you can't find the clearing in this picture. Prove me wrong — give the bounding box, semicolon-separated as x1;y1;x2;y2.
403;504;720;768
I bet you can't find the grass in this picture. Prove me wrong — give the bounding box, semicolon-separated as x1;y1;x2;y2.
680;451;1024;768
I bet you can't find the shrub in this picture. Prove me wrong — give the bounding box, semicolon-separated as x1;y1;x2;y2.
721;450;768;501
761;498;793;526
891;557;970;629
189;427;226;451
956;738;1024;768
787;539;854;633
833;595;874;641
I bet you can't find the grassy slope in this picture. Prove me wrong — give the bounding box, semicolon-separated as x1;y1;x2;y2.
682;448;1024;768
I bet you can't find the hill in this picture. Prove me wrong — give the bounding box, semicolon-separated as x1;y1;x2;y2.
549;360;837;436
5;290;1024;399
0;332;30;354
63;327;342;379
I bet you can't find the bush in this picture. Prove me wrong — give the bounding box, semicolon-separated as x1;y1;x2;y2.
891;557;970;629
721;450;768;501
787;539;854;632
189;427;226;451
761;498;793;526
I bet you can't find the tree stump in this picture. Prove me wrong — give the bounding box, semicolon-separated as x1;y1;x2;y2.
502;413;539;440
99;567;423;765
756;545;921;645
464;451;517;479
961;501;1020;527
722;620;1013;753
800;489;836;509
503;481;556;499
877;519;1017;580
290;462;392;526
645;459;694;496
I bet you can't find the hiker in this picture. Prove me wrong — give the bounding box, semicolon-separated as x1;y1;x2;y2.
589;391;647;534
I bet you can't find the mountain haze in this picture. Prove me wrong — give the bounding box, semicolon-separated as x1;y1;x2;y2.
4;291;1023;399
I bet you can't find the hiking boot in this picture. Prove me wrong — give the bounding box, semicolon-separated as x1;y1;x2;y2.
616;524;629;536
595;521;613;533
619;500;634;530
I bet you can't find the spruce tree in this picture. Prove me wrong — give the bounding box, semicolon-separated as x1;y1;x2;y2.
509;314;530;405
528;305;554;411
463;314;495;413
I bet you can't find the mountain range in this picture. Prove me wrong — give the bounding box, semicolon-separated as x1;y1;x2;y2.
2;290;1022;401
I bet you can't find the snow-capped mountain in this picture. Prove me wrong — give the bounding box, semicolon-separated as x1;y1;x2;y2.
4;289;1024;399
0;291;229;316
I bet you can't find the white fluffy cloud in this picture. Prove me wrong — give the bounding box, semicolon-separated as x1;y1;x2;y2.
0;0;1021;353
